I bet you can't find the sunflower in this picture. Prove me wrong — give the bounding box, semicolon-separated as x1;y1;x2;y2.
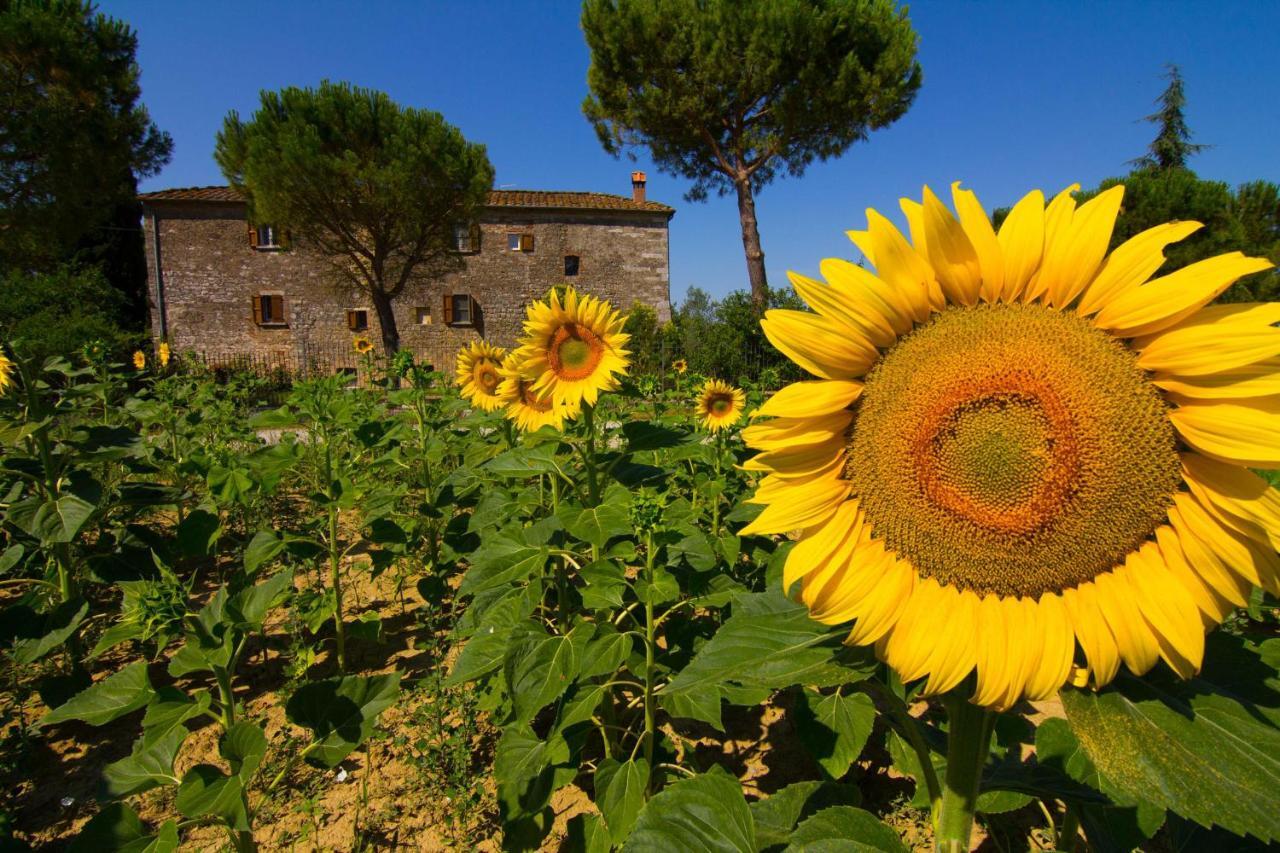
158;341;171;367
514;286;630;407
455;339;508;412
497;351;578;431
0;353;12;396
132;350;146;370
741;181;1277;710
695;379;746;432
672;358;688;375
353;336;374;355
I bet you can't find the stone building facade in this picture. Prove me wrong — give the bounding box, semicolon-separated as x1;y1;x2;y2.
139;175;673;372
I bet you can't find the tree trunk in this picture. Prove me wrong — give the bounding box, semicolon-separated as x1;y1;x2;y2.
370;287;400;354
734;179;769;309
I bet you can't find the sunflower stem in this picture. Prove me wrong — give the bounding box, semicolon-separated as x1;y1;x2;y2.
935;695;995;853
582;402;601;505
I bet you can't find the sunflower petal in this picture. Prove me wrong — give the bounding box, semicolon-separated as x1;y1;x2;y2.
820;258;914;335
1154;358;1280;399
922;185;982;306
1155;525;1236;627
852;209;937;318
761;310;877;380
1094;570;1160;676
1166;503;1252;607
996;189;1045;301
1136;303;1280;376
788;271;897;348
739;476;850;536
1077;221;1204;316
1041;185;1125;309
1063;583;1121;688
1126;544;1205;677
1092;253;1275;338
741;411;851;451
972;594;1013;707
1169;402;1280;468
1181;452;1280;551
922;587;979;695
1023;184;1080;302
782;501;862;592
1024;593;1075;700
951;182;1004;302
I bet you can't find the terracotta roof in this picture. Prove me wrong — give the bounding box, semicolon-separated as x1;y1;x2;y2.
139;185;673;214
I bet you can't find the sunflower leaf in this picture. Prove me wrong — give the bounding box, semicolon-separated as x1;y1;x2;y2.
1060;645;1280;844
624;765;755;852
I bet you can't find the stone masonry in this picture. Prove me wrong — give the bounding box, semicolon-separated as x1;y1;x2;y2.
139;177;673;373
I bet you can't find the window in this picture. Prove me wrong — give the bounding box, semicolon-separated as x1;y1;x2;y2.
564;255;580;277
453;223;480;253
346;309;368;331
252;293;287;326
507;232;535;252
442;293;477;326
248;223;286;250
415;307;432;325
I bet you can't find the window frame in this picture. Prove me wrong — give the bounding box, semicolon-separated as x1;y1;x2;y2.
507;232;535;253
564;254;580;277
253;292;288;327
443;292;478;327
346;309;369;331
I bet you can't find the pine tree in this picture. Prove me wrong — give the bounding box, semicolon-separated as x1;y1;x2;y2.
1130;64;1208;171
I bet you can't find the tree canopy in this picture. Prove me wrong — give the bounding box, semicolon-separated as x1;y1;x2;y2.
0;0;171;272
581;0;921;305
215;81;494;352
1130;64;1207;172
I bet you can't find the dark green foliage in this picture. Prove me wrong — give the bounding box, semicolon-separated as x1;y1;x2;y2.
214;82;493;352
0;264;136;361
667;286;805;383
0;0;171;284
623;302;661;374
582;0;921;303
1130;65;1207;172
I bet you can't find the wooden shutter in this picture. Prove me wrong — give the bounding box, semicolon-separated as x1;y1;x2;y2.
469;295;479;324
346;310;356;331
247;223;259;248
270;295;285;324
280;229;292;249
521;234;535;252
442;293;454;324
252;295;264;325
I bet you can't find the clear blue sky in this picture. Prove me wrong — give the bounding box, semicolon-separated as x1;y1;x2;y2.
104;0;1280;304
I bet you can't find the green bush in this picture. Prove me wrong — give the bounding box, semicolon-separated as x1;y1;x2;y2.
0;264;139;362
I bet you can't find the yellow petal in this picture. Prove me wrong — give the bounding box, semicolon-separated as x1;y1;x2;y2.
788;271;897;348
1166;503;1252;607
1169;401;1280;468
1136;303;1280;376
883;578;943;683
1042;185;1125;308
1155;524;1236;627
899;197;927;256
1174;492;1279;593
754;379;864;421
820;258;914;336
1092;253;1275;338
923;587;980;695
1077;221;1203;316
1063;583;1121;688
741;411;852;452
761;310;877;380
851;210;937;319
1094;570;1160;676
972;594;1013;708
1023;184;1080;302
739;476;850;536
783;500;862;592
995;189;1045;302
741;439;845;479
951;182;1004;302
1024;593;1075;700
922;185;982;306
1181;452;1280;551
1126;543;1204;677
1154;358;1280;399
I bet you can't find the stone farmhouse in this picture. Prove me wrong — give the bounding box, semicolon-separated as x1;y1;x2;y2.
139;173;673;372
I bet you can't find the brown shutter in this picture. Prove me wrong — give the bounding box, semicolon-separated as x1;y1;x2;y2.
469;223;481;252
346;310;357;331
248;222;258;248
522;234;535;252
469;295;479;323
252;295;264;325
442;293;453;324
270;295;285;324
280;229;292;249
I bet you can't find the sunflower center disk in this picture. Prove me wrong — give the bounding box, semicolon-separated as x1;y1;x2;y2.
519;380;554;412
709;395;733;415
549;324;604;380
475;362;500;392
845;304;1181;598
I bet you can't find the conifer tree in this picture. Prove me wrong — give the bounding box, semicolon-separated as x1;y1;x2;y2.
1130;64;1208;171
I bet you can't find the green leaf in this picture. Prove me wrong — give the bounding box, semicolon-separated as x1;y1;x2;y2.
581;626;632;678
12;599;88;664
623;421;687;451
749;781;861;849
285;672;401;768
226;570;292;630
486;443;560;477
448;625;515;684
102;729;184;798
459;529;548;595
42;660;154;727
794;689;876;781
566;813;613;853
504;626;586;724
221;721;267;784
243;529;286;573
626;766;755;852
659;688;724;731
664;592;844;698
596;758;650;845
176;509;222;558
580;559;628;609
33;487;98;543
175;764;248;831
494;724;570;791
1035;717;1165;851
783;806;905;852
89;620;144;660
140;687;211;747
563;502;632;549
1061;669;1280;843
69;803;178;853
635;566;680;605
671;530;718;571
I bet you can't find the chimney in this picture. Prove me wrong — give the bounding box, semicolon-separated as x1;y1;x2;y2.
631;171;647;204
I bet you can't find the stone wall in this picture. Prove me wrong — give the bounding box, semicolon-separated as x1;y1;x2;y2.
143;201;671;372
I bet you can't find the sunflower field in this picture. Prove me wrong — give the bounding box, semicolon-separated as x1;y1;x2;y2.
2;186;1280;853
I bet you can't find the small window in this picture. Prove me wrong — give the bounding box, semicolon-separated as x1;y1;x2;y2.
415;307;432;325
564;255;580;277
507;232;534;252
453;223;480;253
252;293;287;326
442;293;477;326
346;309;368;331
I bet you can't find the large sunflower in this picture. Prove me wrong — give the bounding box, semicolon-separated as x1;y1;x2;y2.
455;340;508;412
497;351;579;432
695;379;746;432
514;286;630;407
742;181;1277;710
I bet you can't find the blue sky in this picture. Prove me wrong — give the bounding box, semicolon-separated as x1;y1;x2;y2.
105;0;1280;303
